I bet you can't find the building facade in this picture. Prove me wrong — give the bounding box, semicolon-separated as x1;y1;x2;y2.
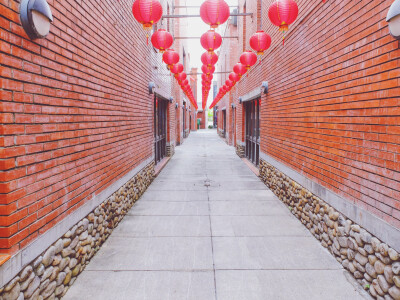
214;0;400;298
0;0;196;293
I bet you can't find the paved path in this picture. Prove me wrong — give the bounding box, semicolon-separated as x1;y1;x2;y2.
65;130;369;300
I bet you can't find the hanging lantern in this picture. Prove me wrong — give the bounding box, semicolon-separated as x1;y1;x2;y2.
202;74;213;82
200;0;230;28
181;79;189;86
268;0;298;45
233;62;247;77
200;30;222;53
201;52;219;66
225;79;234;88
163;49;179;68
151;29;173;53
132;0;163;44
175;72;187;83
240;51;258;70
250;31;272;55
170;63;183;74
201;64;216;75
229;72;240;83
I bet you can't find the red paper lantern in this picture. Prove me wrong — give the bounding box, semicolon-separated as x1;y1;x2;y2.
163;49;179;68
225;79;234;87
170;63;183;74
201;52;219;66
268;0;298;31
151;29;173;53
250;31;272;55
201;65;216;75
240;51;258;70
200;0;230;28
200;30;222;53
175;72;187;83
268;0;298;45
229;72;240;83
132;0;163;43
233;63;247;77
132;0;163;29
181;79;189;86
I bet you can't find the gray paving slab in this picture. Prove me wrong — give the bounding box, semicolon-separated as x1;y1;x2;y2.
211;216;311;237
210;200;290;216
208;189;276;201
140;190;208;201
208;180;268;190
65;130;367;299
128;201;209;216
213;237;341;270
216;270;371;300
113;216;211;237
64;271;216;300
87;237;213;271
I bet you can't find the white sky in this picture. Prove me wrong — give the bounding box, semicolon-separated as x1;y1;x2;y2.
181;0;239;108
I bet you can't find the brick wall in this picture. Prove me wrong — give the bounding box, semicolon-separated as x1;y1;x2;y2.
0;0;177;255
216;20;238;145
232;0;400;229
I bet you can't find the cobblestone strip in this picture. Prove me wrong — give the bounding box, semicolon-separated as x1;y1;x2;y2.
259;159;400;300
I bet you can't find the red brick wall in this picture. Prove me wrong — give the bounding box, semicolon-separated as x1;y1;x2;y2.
234;0;400;228
0;0;176;254
216;21;238;145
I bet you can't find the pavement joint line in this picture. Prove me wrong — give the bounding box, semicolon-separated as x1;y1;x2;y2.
105;235;316;239
83;267;345;272
110;235;312;238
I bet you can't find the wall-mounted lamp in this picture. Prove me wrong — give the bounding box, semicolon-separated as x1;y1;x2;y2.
175;103;178;109
169;97;173;104
262;81;269;94
20;0;53;40
148;82;156;95
387;0;400;40
231;104;236;109
239;97;243;104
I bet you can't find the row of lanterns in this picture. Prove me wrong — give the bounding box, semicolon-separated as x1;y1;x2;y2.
199;0;229;110
131;0;300;111
132;0;197;109
208;0;299;109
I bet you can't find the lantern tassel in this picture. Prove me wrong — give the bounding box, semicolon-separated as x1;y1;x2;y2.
282;31;286;46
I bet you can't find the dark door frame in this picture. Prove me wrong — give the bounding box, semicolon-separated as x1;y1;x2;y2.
244;98;260;166
154;95;168;164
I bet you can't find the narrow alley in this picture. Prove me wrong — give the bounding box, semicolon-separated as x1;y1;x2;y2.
1;0;399;299
63;131;369;300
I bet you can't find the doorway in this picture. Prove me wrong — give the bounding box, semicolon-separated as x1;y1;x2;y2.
154;96;167;164
244;98;260;166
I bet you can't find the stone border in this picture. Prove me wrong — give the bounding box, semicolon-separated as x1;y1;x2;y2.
259;152;400;253
0;162;155;299
259;158;400;299
235;144;245;158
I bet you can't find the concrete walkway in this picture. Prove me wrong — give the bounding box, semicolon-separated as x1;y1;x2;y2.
65;130;369;300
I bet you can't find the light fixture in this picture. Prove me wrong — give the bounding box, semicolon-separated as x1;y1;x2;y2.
169;97;174;103
239;97;243;104
387;0;400;40
148;82;156;94
231;104;236;109
175;103;178;109
20;0;53;40
262;81;269;94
